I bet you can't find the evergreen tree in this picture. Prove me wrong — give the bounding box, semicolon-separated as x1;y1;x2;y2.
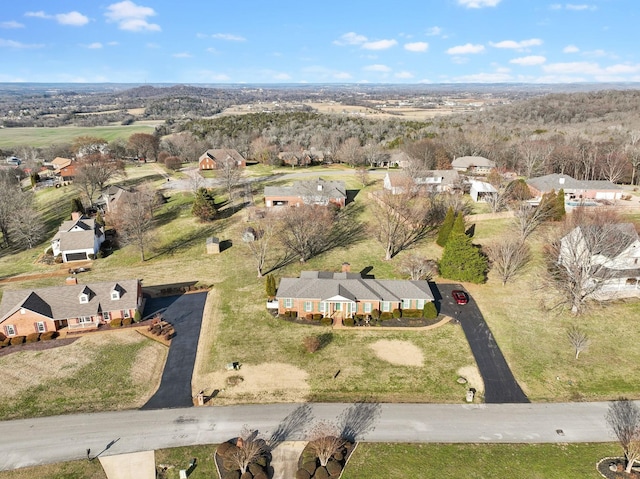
439;226;488;284
191;188;217;222
504;178;532;202
436;206;455;247
265;274;277;299
70;197;85;215
555;188;566;220
95;210;105;226
451;211;466;236
538;189;557;220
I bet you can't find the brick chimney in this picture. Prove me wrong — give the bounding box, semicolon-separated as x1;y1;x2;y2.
66;276;78;285
341;262;351;273
71;211;82;221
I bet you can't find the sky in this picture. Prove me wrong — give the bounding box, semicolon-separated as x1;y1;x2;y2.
1;0;639;84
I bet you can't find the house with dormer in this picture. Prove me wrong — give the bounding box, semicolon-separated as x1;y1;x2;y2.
264;178;347;208
50;213;105;262
0;278;143;336
199;148;246;170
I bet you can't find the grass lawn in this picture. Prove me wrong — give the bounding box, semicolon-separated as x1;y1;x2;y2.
0;442;621;479
0;125;157;148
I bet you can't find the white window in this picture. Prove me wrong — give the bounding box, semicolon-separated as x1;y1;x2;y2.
416;299;426;310
111;291;120;300
103;312;110;321
79;316;92;323
334;303;341;312
402;299;411;309
304;301;313;312
79;294;89;304
364;303;372;313
122;310;131;319
319;302;326;313
284;298;293;309
381;301;391;312
36;321;46;333
5;325;16;336
351;302;357;314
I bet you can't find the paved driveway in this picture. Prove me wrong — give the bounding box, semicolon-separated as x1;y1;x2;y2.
140;292;208;409
435;283;529;404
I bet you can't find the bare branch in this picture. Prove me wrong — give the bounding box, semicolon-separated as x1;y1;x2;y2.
566;324;590;359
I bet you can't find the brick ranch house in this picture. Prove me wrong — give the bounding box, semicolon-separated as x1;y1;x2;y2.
264;178;347;208
526;173;623;201
275;270;435;319
198;148;246;170
0;278;143;337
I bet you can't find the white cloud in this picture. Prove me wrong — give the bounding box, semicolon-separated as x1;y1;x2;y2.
362;39;397;50
25;10;89;26
105;1;160;32
457;0;502;8
563;44;579;53
446;43;485;55
87;42;103;49
56;12;89;26
172;52;192;58
490;38;543;50
426;26;442;36
211;33;246;41
333;32;367;46
0;38;44;48
333;72;352;80
1;21;24;29
583;49;607;58
566;4;596;11
395;71;414;79
510;55;546;66
107;41;119;46
452;72;514;82
364;64;391;72
404;42;428;52
273;72;291;80
542;61;640;76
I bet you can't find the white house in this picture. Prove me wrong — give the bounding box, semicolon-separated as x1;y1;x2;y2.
470;180;498;202
451;156;496;174
51;213;104;262
383;171;460;195
559;222;640;300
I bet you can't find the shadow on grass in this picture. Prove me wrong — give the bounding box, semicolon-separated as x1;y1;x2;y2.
267;403;314;451
147;224;223;260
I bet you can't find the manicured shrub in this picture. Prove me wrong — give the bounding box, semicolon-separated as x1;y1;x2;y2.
223;470;240;479
320;317;332;326
334;451;344;461
248;463;265;476
303;336;321;353
122;317;133;326
371;309;381;321
380;312;392;321
134;310;141;322
110;318;123;328
0;338;10;347
313;314;323;321
25;333;40;343
354;314;364;321
302;460;317;475
164;332;173;341
392;308;402;319
326;459;342;476
423;301;438;319
217;442;237;458
10;336;26;345
314;466;330;479
296;469;312;479
253;472;268;479
305;313;313;321
254;456;268;468
343;317;355;327
401;309;423;318
240;471;252;479
40;331;58;341
0;332;6;342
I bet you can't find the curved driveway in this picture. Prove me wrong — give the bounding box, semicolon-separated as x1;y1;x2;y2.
436;283;529;403
0;401;616;471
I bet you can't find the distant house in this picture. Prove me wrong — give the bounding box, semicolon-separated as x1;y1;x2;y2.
51;157;72;171
51;213;105;262
559;223;640;299
388;151;411;168
526;173;623;201
275;270;435;319
451;156;496;174
199;149;246;170
0;278;143;336
56;162;78;182
470;180;498;202
264;178;347;208
96;185;134;214
279;151;313;167
383;170;461;195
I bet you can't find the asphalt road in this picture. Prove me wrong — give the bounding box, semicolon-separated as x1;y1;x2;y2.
436;283;529;404
140;292;208;409
0;401;617;471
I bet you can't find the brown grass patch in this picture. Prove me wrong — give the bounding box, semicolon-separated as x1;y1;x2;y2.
370;340;424;366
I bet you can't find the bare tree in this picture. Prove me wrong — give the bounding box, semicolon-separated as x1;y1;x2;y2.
0;171;23;247
372;191;437;260
545;208;633;314
217;157;242;201
625;143;640;186
227;426;267;475
308;421;345;467
517;139;553;178
243;213;277;277
75;154;126;206
355;167;369;188
127;133;160;162
606;399;640;473
485;237;531;286
399;254;437;280
599;144;628;183
337;137;363;166
511;201;552;240
278;205;334;262
110;191;154;261
362;142;387;168
567;324;589;359
9;196;44;249
484;190;507;213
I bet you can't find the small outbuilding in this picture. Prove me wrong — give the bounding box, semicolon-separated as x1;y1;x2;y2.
206;237;220;254
470;180;498;202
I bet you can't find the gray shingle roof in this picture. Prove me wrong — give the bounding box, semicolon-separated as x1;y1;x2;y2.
526;174;622;193
0;279;140;322
276;272;434;302
264;178;346;203
451;156;495;168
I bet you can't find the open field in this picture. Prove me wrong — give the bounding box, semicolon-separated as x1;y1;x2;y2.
0;442;621;479
0;125;157;148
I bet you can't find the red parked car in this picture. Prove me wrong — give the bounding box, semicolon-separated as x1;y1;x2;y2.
452;290;468;305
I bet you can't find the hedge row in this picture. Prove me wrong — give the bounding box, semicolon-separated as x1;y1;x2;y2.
0;331;59;348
